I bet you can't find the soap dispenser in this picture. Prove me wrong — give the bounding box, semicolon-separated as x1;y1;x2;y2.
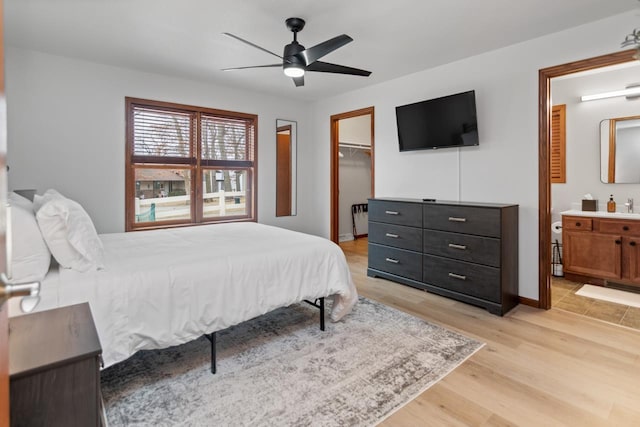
607;195;616;213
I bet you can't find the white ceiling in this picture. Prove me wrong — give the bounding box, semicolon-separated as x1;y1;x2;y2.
5;0;639;101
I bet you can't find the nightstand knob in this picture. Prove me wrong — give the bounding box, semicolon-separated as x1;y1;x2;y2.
623;226;630;231
575;222;581;227
630;241;637;247
615;239;622;245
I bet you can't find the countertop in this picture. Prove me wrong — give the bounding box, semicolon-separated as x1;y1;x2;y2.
561;209;640;220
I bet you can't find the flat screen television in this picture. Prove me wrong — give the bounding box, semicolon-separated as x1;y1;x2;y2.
396;90;479;151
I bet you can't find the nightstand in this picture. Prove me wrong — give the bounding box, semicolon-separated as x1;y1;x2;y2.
9;303;103;426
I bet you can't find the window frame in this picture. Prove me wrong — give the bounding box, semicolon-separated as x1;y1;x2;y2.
125;97;258;231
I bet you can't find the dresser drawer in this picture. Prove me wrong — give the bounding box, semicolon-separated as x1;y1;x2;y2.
563;216;593;231
369;222;422;252
423;229;500;267
598;219;640;236
423;205;501;237
423;255;501;303
368;243;422;281
369;200;422;227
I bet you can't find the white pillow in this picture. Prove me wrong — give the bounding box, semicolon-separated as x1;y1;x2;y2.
36;195;104;272
9;203;51;282
8;192;33;211
33;188;64;213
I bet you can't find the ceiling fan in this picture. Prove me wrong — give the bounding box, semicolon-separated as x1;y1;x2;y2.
222;17;372;87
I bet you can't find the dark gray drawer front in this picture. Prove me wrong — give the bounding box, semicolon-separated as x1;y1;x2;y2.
369;200;422;227
423;205;501;237
369;222;422;252
369;243;422;281
423;255;500;303
423;229;501;267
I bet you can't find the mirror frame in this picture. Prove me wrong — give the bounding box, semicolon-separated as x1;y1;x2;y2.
600;114;640;184
275;119;297;216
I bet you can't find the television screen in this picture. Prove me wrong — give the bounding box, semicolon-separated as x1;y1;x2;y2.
396;90;479;151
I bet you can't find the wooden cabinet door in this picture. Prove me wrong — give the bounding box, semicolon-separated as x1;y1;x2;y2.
623;237;640;285
564;231;622;280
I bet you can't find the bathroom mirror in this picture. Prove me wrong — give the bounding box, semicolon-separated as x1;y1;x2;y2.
600;115;640;183
276;119;297;216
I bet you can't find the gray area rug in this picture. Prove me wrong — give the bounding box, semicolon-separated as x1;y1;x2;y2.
101;297;483;426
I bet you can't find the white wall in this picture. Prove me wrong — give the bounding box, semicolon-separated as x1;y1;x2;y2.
6;48;319;235
552;63;640;228
339;115;371;146
310;11;638;301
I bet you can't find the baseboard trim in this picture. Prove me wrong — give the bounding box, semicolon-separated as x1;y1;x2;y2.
519;296;540;308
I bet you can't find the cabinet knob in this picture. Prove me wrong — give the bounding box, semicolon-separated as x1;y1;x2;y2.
623;226;630;231
575;222;581;227
631;241;637;247
615;239;622;245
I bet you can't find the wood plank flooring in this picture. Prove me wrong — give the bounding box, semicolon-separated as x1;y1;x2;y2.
339;238;640;426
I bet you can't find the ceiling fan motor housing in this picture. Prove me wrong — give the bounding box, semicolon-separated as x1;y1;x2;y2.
283;42;305;73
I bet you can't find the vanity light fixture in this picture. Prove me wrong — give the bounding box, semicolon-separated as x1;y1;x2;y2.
580;84;640;102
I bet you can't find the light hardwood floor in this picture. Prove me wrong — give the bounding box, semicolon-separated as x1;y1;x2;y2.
340;238;640;426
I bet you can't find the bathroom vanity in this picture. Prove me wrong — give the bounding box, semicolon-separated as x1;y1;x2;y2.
562;210;640;288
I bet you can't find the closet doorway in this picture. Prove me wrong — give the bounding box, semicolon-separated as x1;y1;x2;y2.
330;107;375;243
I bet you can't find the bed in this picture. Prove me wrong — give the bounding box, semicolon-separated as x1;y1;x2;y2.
8;191;358;370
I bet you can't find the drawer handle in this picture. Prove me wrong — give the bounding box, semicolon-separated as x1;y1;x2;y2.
631;241;637;247
385;233;399;238
575;222;581;227
448;243;467;250
448;217;467;223
385;210;399;215
623;226;630;231
615;239;622;245
448;273;467;280
385;257;400;264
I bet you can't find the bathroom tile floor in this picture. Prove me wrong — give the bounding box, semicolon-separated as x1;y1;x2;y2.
552;276;640;331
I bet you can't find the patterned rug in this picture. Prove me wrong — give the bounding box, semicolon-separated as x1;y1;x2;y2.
101;298;483;426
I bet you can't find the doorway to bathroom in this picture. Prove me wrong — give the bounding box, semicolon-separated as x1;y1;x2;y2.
540;49;640;330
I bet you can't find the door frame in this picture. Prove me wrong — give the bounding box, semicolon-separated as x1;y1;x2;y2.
330;106;375;243
537;49;637;309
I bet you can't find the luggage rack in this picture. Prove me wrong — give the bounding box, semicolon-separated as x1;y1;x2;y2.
351;203;368;239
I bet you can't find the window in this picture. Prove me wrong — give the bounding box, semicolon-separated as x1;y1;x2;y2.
125;98;257;231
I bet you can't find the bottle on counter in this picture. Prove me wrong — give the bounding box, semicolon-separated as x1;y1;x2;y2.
607;194;616;213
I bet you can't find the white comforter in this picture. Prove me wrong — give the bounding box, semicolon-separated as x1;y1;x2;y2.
21;223;357;368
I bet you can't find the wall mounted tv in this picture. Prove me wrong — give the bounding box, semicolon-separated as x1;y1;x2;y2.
396;90;479;151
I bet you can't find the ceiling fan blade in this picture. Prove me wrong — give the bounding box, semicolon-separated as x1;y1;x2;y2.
293;75;304;87
222;32;283;60
306;61;371;76
297;34;353;66
221;64;282;71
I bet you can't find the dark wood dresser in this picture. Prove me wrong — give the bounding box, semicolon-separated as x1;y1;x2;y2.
9;303;103;426
368;198;519;315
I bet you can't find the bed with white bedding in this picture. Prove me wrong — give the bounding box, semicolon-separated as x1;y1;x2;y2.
9;190;357;369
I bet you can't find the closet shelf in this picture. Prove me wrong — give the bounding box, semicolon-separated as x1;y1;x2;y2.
338;142;371;150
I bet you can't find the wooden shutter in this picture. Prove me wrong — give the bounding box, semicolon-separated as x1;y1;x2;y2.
551;104;566;184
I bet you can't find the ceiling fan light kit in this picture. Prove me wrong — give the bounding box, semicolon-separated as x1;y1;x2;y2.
222;17;371;87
